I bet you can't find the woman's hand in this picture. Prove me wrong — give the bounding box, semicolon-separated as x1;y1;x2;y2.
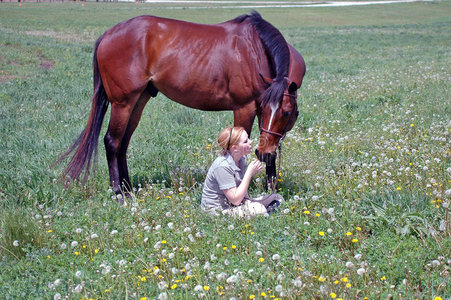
247;159;263;177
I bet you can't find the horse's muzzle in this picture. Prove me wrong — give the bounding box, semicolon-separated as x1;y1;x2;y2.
255;149;276;166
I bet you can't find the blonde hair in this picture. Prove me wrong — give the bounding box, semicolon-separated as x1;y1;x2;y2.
218;126;245;155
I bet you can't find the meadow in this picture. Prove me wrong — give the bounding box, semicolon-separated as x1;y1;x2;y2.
0;1;450;299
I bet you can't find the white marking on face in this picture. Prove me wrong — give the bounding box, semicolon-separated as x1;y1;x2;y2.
267;102;279;131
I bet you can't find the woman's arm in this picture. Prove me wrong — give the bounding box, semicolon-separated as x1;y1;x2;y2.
223;160;263;206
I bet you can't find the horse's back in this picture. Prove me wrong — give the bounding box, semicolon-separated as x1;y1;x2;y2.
96;15;269;110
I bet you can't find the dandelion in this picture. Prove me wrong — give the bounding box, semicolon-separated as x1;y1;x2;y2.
53;293;61;300
352;238;358;243
346;232;352;236
272;254;280;260
158;292;168;300
319;231;325;236
194;285;203;292
204;285;210;291
13;240;19;247
330;293;337;299
90;233;98;239
357;268;366;276
170;284;177;289
249;295;256;299
71;241;78;248
227;275;238;284
261;292;266;297
75;271;82;278
259;257;265;263
346;283;352;288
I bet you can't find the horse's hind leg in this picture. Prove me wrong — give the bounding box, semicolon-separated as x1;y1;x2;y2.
117;90;152;192
104;93;144;199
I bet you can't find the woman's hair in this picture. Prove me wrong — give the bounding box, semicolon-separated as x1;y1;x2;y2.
218;126;245;155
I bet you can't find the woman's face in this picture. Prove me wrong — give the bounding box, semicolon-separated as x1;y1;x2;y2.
233;131;252;157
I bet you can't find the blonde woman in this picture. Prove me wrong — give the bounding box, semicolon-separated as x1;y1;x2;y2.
201;126;283;217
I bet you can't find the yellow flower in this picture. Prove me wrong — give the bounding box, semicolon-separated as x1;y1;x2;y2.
161;240;167;244
346;232;352;236
397;187;402;191
433;297;442;300
318;276;326;282
356;227;362;231
249;295;256;299
352;238;358;243
141;276;146;282
259;258;265;262
319;231;325;236
316;213;321;217
340;277;348;282
75;252;80;255
140;297;147;300
346;283;351;288
261;292;267;297
304;210;310;215
47;229;52;233
171;284;177;289
204;285;210;291
232;245;237;249
330;292;337;298
94;249;99;254
381;276;386;281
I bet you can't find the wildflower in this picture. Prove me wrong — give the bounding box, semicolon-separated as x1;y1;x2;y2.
75;271;82;277
304;210;310;215
357;268;365;276
54;293;62;300
381;276;386;281
204;285;210;291
340;277;348;282
259;258;265;263
356;227;362;231
227;275;238;284
249;295;256;299
158;292;168;300
275;285;283;292
352;239;358;243
13;240;19;247
330;293;337;299
170;284;177;289
318;276;326;282
319;231;325;236
111;229;118;235
272;254;280;260
346;232;352;236
194;285;203;292
71;241;78;248
433;297;442;300
346;261;354;268
90;233;98;239
261;292;266;297
346;283;351;288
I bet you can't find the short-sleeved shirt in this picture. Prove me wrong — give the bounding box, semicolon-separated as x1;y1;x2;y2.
201;152;246;211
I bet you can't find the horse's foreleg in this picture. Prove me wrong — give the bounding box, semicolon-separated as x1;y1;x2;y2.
117;92;151;192
233;102;257;136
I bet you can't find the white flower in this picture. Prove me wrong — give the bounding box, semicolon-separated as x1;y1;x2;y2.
74;284;83;293
60;243;66;250
183;227;191;233
71;241;78;248
75;228;82;234
158;281;168;290
167;222;174;229
345;261;354;268
154;225;161;231
216;272;227;280
354;253;362;260
194;285;203;292
312;195;319;201
158;292;168;300
226;275;238;284
75;271;82;278
53;293;61;300
228;224;235;230
256;250;262;256
13;240;19;247
275;284;283;292
272;254;281;260
357;268;366;276
90;233;98;239
292;278;302;287
54;279;61;286
111;230;118;235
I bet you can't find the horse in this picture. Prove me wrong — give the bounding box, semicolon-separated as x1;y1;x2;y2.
57;11;306;202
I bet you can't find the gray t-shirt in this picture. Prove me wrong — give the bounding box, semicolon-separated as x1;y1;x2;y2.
201;152;246;211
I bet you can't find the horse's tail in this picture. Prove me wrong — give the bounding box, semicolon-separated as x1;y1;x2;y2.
55;34;109;184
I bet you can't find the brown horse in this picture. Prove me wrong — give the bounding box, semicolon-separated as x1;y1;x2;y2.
58;11;305;200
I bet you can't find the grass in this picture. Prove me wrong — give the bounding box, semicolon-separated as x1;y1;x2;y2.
0;1;450;299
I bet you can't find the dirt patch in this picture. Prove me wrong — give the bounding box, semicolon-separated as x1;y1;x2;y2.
40;59;55;70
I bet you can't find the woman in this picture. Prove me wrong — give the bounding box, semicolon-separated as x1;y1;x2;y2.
201;126;283;217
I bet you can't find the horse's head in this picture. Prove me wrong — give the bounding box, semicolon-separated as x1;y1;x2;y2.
255;76;299;164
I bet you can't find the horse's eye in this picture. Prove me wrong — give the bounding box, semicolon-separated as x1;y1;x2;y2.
283;111;290;117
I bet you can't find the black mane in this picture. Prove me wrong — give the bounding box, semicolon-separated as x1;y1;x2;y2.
234;11;290;105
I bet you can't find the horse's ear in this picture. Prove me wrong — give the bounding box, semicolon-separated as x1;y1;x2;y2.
259;73;274;86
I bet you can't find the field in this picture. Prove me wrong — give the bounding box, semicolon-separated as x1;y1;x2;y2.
0;1;450;299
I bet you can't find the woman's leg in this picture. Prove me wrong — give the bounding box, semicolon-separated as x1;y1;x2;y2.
222;201;267;218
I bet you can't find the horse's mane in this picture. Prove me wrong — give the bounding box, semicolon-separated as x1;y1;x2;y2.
233;11;290;106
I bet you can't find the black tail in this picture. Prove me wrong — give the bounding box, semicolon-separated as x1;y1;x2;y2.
55;34;109;184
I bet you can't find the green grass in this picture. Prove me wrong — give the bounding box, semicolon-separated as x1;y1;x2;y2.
0;1;450;299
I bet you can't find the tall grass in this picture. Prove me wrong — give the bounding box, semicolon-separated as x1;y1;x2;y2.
0;2;450;299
